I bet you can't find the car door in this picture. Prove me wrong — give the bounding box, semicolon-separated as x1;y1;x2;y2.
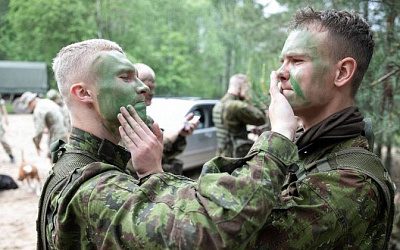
178;103;217;170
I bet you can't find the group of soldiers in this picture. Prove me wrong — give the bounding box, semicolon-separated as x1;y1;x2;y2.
1;7;399;250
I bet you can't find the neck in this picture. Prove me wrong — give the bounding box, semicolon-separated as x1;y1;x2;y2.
298;99;354;131
70;106;120;144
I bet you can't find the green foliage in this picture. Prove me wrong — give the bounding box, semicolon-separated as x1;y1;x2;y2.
0;0;399;149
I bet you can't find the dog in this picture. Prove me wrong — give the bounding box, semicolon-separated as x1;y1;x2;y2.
17;150;41;196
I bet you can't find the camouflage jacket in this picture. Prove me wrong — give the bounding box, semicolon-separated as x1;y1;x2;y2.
33;99;68;146
40;127;297;249
212;94;266;157
243;107;393;249
389;195;400;249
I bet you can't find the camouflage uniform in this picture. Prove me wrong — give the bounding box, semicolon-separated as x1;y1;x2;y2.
0;99;14;160
32;99;68;151
38;127;297;249
213;93;266;157
390;194;400;249
245;107;394;249
162;134;186;175
124;135;187;176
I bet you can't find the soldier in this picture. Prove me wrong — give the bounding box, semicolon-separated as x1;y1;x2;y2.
0;95;15;163
18;91;68;157
37;38;296;249
46;89;72;133
242;8;394;248
133;63;198;175
213;74;267;157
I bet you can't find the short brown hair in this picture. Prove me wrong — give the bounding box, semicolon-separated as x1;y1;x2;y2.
291;8;374;96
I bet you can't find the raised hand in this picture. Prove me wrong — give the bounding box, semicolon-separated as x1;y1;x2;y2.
118;105;163;178
269;71;298;141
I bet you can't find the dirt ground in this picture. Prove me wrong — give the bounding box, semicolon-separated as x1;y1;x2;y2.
0;114;399;249
0;114;52;250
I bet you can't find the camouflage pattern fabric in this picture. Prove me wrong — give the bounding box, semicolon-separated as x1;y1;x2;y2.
42;128;297;249
244;135;392;249
162;134;187;175
212;93;266;157
390;193;400;250
33;99;68;148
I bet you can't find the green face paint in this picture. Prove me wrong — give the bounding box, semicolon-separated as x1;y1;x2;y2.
279;28;334;110
289;71;305;99
91;51;151;134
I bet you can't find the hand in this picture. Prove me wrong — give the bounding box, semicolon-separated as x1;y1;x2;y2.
118;105;164;178
268;71;298;141
179;112;199;137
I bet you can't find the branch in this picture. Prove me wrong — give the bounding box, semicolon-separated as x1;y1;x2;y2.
370;67;400;86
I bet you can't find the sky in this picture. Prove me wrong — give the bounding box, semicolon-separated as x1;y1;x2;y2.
256;0;288;17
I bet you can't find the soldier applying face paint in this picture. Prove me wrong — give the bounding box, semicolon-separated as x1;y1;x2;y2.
37;39;294;249
250;8;395;249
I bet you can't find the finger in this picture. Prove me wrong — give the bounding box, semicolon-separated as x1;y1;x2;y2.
118;113;141;147
151;122;163;144
126;105;153;135
119;126;137;150
269;71;280;97
185;112;194;121
120;107;147;139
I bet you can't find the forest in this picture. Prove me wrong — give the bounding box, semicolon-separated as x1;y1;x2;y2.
0;0;399;168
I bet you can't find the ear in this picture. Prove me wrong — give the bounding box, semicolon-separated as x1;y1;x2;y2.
70;82;95;103
334;57;357;88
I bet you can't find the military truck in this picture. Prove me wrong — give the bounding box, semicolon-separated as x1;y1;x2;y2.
0;60;48;96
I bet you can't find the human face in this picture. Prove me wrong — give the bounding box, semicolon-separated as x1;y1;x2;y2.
91;50;150;133
142;78;155;106
277;29;336;115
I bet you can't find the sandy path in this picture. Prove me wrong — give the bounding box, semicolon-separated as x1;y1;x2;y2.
0;114;51;250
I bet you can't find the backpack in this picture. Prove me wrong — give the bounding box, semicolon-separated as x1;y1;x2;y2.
296;147;395;249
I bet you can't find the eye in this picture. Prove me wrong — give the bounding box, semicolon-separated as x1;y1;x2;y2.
292;58;304;64
119;72;133;82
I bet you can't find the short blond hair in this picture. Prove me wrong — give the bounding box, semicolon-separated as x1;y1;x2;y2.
52;39;123;104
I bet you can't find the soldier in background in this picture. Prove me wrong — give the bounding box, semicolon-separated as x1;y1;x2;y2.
134;63;198;175
46;89;71;133
213;74;267;157
0;95;15;163
18;91;68;157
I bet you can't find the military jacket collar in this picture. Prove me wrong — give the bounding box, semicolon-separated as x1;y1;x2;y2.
68;127;131;169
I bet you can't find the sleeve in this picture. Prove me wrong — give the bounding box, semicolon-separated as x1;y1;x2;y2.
70;132;298;249
228;100;266;126
162;134;187;160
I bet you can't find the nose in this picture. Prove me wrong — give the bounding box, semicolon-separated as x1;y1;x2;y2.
277;63;289;82
135;79;150;95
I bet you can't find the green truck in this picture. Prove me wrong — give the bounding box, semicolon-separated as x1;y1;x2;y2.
0;60;48;95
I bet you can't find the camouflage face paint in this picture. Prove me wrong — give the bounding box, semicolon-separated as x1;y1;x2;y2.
289;70;305;99
91;51;150;134
279;29;334;109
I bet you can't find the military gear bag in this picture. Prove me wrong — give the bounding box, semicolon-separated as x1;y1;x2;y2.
296;147;395;250
37;140;99;250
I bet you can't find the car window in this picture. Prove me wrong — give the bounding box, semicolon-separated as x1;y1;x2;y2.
190;108;205;129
